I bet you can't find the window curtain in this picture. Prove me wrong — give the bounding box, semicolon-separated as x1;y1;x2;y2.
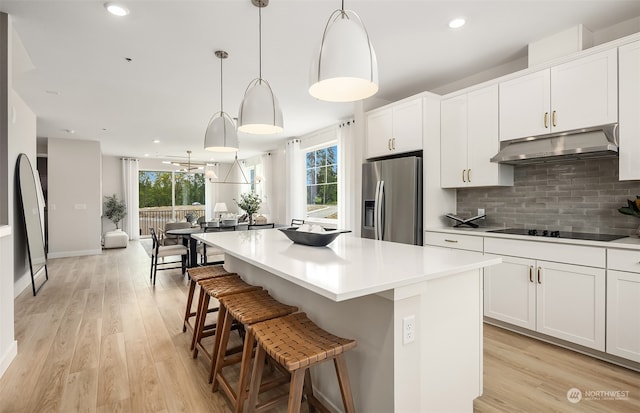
338;120;356;230
121;158;139;240
260;153;273;220
285;139;305;225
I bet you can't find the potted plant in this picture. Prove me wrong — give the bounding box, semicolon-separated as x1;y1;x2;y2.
104;194;127;230
618;195;640;235
235;191;262;225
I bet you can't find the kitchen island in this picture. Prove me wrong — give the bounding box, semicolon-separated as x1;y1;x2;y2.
193;229;501;413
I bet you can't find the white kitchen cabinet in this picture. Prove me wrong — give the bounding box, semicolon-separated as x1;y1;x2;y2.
366;98;422;159
606;249;640;362
618;40;640;181
535;260;605;351
441;85;513;188
484;255;536;330
499;48;618;141
424;231;483;252
484;238;606;351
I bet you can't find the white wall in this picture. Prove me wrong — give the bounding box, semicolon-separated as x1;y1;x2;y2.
10;91;37;296
0;12;14;380
47;138;102;258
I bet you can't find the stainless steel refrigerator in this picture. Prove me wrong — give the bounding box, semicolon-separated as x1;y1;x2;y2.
362;156;423;245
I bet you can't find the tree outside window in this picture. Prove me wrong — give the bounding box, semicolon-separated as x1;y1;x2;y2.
305;144;338;220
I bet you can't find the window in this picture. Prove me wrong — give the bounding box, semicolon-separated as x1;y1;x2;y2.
305;144;338;221
138;170;205;235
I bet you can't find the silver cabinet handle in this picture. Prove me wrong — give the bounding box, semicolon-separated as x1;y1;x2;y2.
388;139;392;151
462;169;466;183
529;266;534;283
444;239;458;243
467;169;471;182
537;266;542;284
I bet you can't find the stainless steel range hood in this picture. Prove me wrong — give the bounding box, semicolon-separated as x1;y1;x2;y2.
490;124;618;165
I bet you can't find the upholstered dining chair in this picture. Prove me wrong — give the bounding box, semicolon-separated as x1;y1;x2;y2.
149;228;188;285
160;221;193;246
195;225;233;265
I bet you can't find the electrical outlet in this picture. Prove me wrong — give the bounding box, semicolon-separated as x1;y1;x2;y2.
478;208;485;219
403;315;416;345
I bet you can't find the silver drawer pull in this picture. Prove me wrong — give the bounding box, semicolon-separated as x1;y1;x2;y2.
444;239;459;243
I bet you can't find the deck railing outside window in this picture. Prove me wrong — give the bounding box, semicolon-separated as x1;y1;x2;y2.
138;206;205;236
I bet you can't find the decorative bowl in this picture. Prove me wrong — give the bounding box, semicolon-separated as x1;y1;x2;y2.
278;227;351;247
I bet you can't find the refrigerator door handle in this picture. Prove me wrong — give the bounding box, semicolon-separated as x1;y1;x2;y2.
379;180;385;240
374;180;381;240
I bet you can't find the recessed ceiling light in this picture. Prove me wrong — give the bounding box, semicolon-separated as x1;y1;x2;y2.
153;139;160;144
63;129;75;134
104;2;129;17
448;17;466;29
144;153;149;157
45;90;61;95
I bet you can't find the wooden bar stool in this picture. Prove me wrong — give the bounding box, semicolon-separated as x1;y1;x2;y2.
183;265;235;337
246;312;357;413
192;276;261;364
211;290;298;413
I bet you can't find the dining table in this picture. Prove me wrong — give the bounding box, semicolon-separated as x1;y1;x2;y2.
165;223;247;267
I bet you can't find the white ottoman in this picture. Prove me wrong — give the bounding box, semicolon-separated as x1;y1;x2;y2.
104;230;129;248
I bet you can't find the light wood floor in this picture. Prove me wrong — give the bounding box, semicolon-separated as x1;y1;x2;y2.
0;241;638;413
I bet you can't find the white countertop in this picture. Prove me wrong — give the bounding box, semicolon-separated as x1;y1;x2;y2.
426;226;640;250
194;229;501;302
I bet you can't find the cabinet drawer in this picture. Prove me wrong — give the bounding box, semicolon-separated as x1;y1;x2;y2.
424;232;483;252
484;237;605;268
607;249;640;273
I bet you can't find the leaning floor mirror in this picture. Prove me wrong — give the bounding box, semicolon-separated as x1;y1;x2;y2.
16;153;48;295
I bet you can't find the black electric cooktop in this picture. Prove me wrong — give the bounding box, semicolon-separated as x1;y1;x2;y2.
487;228;626;242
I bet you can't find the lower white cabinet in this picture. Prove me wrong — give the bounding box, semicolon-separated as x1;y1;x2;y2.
484;255;536;330
606;249;640;362
484;240;606;351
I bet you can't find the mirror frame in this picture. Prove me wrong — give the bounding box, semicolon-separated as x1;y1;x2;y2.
15;153;48;296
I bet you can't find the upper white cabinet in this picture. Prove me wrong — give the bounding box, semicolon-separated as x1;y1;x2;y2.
499;48;618;141
441;85;513;188
618;40;640;181
366;98;422;159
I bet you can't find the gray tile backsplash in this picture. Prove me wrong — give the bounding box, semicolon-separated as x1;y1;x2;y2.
456;158;640;235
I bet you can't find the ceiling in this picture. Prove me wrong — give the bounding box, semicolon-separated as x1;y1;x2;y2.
2;1;640;164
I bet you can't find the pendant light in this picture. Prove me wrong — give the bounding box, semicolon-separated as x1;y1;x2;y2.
204;50;239;152
309;0;378;102
237;0;283;135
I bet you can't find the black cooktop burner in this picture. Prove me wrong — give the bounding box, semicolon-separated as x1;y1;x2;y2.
487;228;625;242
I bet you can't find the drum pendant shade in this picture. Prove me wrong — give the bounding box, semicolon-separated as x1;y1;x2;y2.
204;112;238;152
204;50;239;152
237;0;283;135
309;8;378;102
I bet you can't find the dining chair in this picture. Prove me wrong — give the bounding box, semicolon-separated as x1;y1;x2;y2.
247;223;275;230
149;227;189;285
290;219;305;226
161;222;193;246
196;225;232;265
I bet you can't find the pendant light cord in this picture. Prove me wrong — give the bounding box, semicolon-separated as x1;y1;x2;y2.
259;5;262;81
219;54;223;111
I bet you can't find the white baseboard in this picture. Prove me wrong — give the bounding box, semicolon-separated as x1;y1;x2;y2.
47;249;102;259
0;340;17;379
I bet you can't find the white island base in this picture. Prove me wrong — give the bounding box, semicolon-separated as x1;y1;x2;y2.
194;230;499;413
224;257;482;413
